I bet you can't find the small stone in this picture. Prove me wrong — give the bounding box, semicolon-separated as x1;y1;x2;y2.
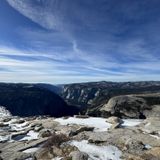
106;116;123;124
0;123;9;127
70;151;89;160
74;115;89;119
39;129;52;138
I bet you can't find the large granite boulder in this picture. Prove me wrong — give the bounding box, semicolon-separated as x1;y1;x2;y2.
101;95;149;118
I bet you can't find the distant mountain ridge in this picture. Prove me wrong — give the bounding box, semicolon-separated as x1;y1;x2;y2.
0;81;160;118
61;81;160;107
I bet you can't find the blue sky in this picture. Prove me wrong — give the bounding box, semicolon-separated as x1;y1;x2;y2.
0;0;160;83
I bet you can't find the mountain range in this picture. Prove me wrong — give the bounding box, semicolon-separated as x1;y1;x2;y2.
0;81;160;118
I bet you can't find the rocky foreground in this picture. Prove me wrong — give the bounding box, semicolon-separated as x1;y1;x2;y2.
0;115;160;160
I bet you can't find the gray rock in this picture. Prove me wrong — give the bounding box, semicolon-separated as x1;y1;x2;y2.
55;125;94;137
39;129;52;138
144;105;160;118
106;116;123;124
74;115;89;119
2;118;11;122
11;119;25;124
11;153;36;160
34;125;43;132
101;95;149;118
70;151;89;160
0;123;9;127
110;123;121;130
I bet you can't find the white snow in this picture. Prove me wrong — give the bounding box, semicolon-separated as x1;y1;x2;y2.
55;117;143;132
19;130;39;141
0;135;11;142
144;144;152;149
150;134;160;139
122;119;143;127
51;157;63;160
55;117;112;132
23;147;40;153
70;140;122;160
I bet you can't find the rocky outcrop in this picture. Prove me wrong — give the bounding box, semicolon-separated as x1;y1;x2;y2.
101;95;148;118
0;115;160;160
101;94;160;118
0;83;79;117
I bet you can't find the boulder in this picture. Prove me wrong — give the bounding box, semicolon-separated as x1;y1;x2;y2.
55;125;94;137
39;130;52;138
11;119;25;124
0;123;9;127
139;117;160;135
2;118;11;122
106;116;123;124
101;95;149;118
110;123;121;130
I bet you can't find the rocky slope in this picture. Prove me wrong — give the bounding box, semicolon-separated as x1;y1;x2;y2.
0;83;79;117
0;115;159;160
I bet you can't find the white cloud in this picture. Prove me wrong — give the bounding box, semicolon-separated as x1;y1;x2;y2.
6;0;60;30
3;1;160;83
0;44;160;84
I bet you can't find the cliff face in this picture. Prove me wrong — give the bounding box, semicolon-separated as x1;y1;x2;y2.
61;81;160;108
61;81;160;116
0;83;79;117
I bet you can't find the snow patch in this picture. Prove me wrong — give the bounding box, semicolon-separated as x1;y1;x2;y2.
0;135;11;142
122;119;143;127
23;147;40;153
70;140;122;160
19;130;39;141
51;157;63;160
55;117;112;132
55;117;143;132
150;134;160;139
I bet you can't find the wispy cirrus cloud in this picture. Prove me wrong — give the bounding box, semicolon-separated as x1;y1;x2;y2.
1;0;160;83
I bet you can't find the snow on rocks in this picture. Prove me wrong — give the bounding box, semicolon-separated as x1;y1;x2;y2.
23;146;40;153
19;130;39;141
0;135;11;142
55;117;112;132
51;157;63;160
70;140;122;160
55;117;143;132
121;119;143;127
